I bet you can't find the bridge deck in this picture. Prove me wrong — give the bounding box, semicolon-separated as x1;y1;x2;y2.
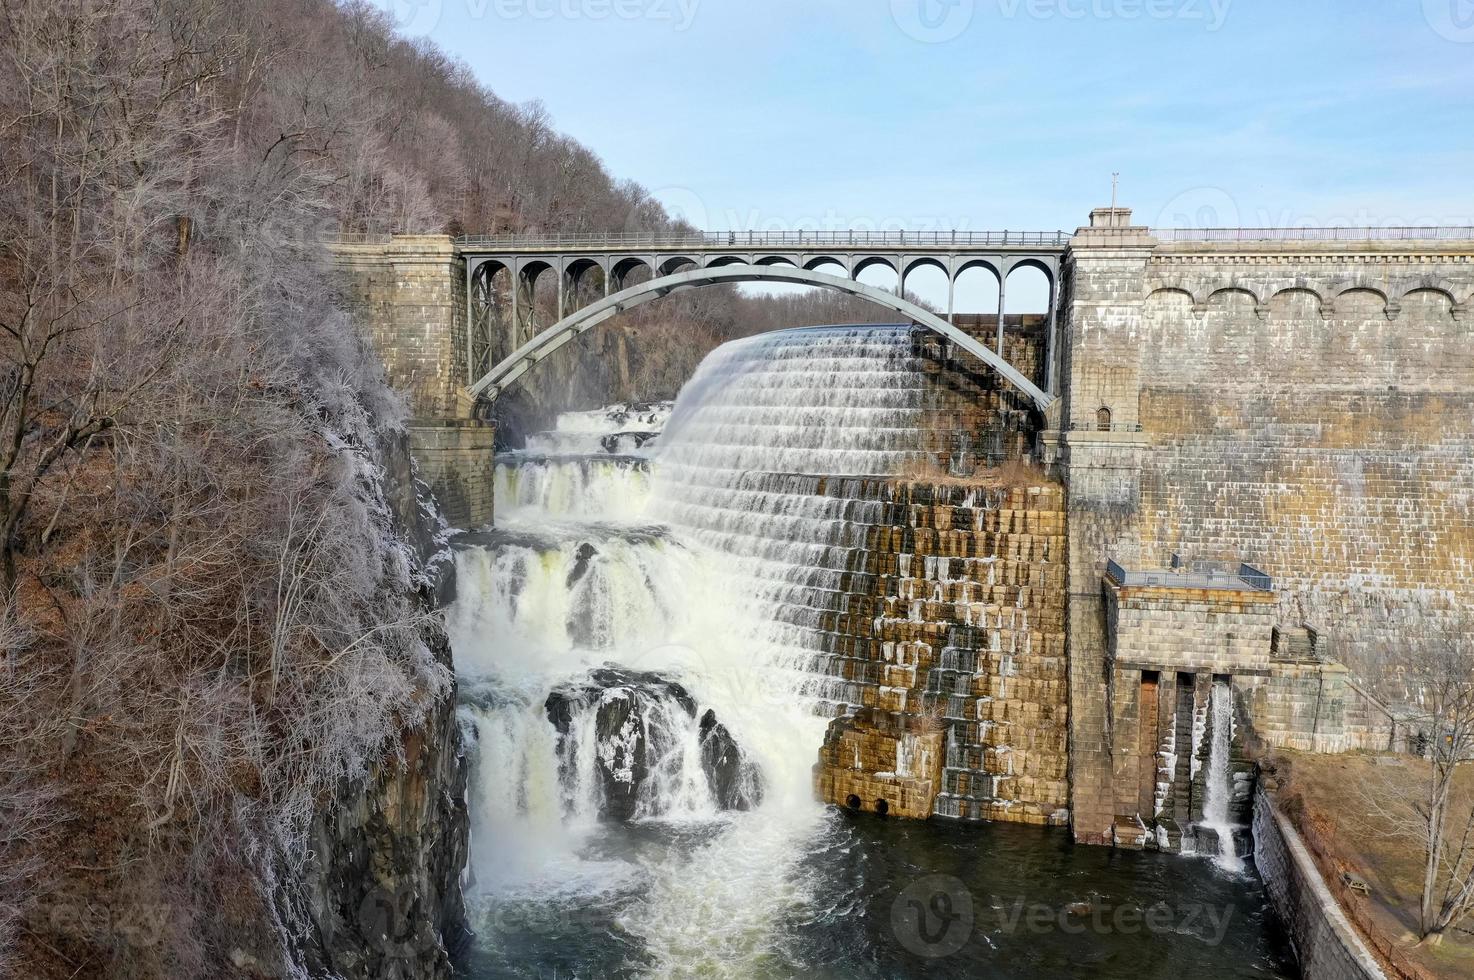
455;230;1071;254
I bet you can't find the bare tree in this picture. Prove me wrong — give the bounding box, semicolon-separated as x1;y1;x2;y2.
1358;615;1474;945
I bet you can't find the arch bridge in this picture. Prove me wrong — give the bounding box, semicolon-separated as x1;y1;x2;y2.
459;229;1069;406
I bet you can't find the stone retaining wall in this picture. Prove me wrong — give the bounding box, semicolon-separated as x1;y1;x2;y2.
1254;788;1388;980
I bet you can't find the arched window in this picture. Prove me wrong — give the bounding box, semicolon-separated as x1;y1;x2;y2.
1096;406;1113;431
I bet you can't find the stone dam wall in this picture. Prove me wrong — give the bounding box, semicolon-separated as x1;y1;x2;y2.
812;480;1070;825
1055;212;1474;845
810;320;1071;825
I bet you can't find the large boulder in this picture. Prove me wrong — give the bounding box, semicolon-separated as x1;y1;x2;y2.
544;668;761;821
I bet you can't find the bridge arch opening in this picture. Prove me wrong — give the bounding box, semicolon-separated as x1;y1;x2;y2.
468;260;513;379
899;259;949;314
466;264;1055;414
803;255;849;274
952;260;1002;329
657;256;698;277
854;256;899;293
564;258;605;297
517;260;562;343
1004;261;1054;316
611;257;655;291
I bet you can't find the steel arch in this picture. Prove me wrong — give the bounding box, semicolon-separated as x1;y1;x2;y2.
467;265;1054;411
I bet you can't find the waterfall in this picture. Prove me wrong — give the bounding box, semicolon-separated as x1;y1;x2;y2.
1201;680;1244;873
494;453;652;522
450;327;939;974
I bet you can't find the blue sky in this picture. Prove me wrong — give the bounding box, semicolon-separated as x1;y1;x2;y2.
378;0;1474;310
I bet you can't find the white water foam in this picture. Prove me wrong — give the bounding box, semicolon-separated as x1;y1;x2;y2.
1201;680;1244;873
451;325;932;974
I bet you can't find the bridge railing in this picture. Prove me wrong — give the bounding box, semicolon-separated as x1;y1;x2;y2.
1151;226;1474;242
454;230;1072;249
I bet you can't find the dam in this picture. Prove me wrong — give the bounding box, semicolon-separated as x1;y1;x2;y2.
446;324;1295;976
331;205;1473;845
326;206;1473;974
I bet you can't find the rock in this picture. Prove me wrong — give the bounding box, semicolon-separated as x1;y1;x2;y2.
286;432;470;980
567;542;599;589
544;668;760;820
294;635;471;980
699;709;764;811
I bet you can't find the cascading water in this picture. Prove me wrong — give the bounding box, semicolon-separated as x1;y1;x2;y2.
451;330;936;975
448;329;1295;978
1201;681;1244;873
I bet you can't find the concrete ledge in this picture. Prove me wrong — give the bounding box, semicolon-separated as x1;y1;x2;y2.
1059;429;1152;448
1254;788;1388;980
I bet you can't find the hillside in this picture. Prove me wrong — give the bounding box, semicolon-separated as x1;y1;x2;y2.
0;0;898;976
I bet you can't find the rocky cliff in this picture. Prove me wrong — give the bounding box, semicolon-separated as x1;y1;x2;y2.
284;431;470;979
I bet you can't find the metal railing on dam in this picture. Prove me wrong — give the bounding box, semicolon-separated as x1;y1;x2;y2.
1151;226;1474;242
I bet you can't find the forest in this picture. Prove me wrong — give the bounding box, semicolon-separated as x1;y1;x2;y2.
0;0;893;976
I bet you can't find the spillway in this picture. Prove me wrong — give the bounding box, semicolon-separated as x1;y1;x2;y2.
447;327;1295;979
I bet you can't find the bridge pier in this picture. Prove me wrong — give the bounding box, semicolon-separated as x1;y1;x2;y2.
328;235;497;529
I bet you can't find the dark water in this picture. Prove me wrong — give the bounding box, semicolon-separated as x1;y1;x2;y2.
459;810;1297;979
